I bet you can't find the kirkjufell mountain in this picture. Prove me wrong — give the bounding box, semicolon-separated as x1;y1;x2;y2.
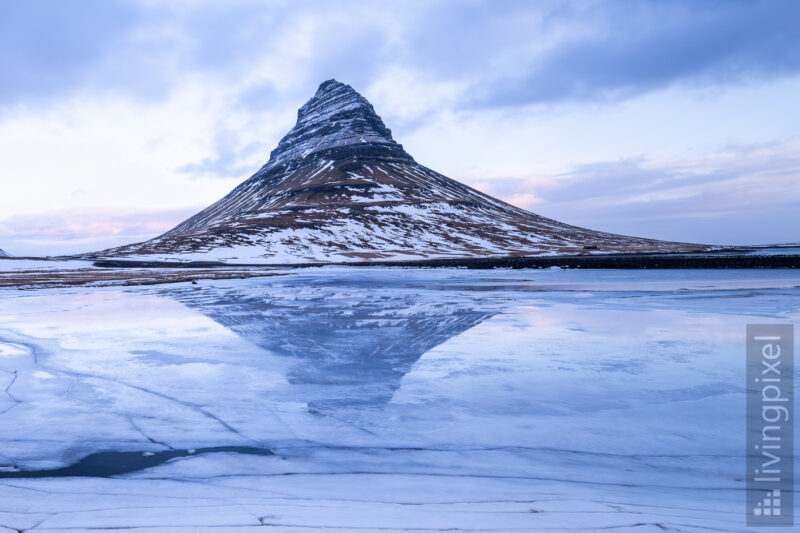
100;80;708;263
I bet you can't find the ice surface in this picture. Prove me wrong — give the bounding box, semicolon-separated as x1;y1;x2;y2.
0;258;96;272
0;268;798;531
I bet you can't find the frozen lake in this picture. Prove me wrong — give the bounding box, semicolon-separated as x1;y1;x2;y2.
1;267;798;532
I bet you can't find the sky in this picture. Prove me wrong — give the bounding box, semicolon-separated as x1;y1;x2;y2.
0;0;798;256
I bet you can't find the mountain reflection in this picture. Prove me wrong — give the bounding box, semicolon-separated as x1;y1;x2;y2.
165;275;498;411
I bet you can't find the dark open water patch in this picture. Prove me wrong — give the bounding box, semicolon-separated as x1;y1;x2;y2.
0;446;273;478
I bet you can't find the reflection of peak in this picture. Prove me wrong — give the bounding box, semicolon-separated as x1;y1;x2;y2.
166;278;496;412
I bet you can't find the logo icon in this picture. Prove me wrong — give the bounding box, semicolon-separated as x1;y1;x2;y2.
754;489;781;517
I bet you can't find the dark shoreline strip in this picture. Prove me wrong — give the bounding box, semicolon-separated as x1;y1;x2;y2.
92;254;800;270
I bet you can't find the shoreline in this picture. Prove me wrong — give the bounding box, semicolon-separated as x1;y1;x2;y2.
89;251;800;270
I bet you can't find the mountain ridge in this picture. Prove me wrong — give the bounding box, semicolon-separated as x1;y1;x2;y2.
98;79;710;263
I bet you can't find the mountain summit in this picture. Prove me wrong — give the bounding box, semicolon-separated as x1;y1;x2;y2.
265;79;411;170
101;80;707;263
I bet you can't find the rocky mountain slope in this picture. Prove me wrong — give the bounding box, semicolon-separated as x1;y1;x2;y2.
99;80;709;263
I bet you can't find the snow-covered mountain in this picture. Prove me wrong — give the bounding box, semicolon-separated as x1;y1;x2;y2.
0;248;10;257
100;79;708;263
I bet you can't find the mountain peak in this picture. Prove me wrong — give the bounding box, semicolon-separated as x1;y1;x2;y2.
265;80;409;170
99;79;709;263
316;78;346;92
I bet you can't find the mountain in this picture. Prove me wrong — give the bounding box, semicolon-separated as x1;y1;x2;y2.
100;79;708;263
0;249;10;257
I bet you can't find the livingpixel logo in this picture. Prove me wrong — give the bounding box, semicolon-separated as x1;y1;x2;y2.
746;324;794;527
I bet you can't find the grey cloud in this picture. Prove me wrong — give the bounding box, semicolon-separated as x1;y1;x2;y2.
3;1;798;116
0;0;142;105
470;0;800;107
471;142;800;244
177;128;266;179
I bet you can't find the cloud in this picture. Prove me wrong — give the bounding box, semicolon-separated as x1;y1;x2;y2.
4;1;798;116
0;0;141;106
0;206;200;256
471;142;800;244
0;0;297;109
470;0;800;107
177;128;264;179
